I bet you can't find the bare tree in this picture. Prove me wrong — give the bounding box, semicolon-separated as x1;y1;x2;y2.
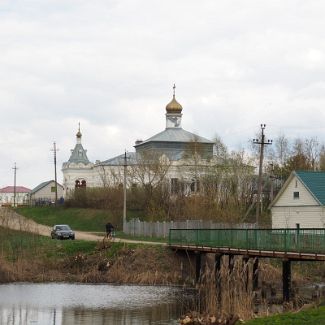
274;134;289;166
304;137;319;170
130;150;171;192
213;134;228;162
319;145;325;171
97;164;126;187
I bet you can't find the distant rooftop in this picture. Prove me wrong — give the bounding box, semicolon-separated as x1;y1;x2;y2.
0;186;31;193
98;152;137;166
136;128;214;146
31;180;63;194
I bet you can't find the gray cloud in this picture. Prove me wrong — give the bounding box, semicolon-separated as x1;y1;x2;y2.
1;0;325;187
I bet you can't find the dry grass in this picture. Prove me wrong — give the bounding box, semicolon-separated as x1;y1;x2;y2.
196;255;254;321
0;214;189;285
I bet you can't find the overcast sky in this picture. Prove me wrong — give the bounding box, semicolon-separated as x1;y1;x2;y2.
1;0;325;188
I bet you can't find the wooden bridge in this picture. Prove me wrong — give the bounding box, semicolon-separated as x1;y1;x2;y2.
168;228;325;302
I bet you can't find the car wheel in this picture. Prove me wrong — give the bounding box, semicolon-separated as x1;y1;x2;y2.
70;236;75;240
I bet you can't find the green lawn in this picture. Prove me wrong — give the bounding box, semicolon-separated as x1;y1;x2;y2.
0;226;97;261
17;207;117;232
245;306;325;325
16;207;167;242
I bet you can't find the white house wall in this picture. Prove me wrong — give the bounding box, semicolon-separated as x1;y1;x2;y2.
274;175;319;207
271;174;325;228
272;206;325;228
0;193;29;206
31;182;64;201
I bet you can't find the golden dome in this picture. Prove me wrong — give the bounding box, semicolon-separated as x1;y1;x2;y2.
166;95;183;113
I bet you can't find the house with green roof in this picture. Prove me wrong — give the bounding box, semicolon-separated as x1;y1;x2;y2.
270;171;325;228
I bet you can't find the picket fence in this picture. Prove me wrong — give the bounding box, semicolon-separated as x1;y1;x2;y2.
123;219;256;238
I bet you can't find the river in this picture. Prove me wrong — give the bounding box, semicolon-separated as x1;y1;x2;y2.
0;283;193;325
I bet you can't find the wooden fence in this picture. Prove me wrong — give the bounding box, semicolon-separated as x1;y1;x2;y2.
123;218;256;238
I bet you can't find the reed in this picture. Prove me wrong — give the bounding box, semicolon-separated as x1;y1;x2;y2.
195;255;254;321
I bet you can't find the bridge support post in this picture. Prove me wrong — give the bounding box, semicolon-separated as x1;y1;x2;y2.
215;254;222;304
282;259;291;302
243;257;249;291
253;258;259;290
195;252;202;283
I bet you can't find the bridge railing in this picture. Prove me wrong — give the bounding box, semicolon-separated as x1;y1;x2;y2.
169;228;325;254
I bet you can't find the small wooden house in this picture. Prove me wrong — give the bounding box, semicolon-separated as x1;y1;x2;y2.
270;171;325;228
30;180;64;205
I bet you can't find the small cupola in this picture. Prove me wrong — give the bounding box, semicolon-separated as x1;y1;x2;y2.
166;85;183;114
165;84;183;129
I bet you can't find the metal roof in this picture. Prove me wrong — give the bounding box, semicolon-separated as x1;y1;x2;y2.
0;186;31;193
295;171;325;205
31;180;63;194
68;143;90;164
136;128;214;146
99;152;137;166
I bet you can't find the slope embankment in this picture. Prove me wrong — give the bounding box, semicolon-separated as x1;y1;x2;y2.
0;207;165;245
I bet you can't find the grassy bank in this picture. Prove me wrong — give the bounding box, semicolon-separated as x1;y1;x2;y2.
17;207;167;242
1;226;325;324
0;226;189;284
17;206;119;232
245;306;325;324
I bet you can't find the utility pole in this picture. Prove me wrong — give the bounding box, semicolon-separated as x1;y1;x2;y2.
253;124;272;226
51;142;59;206
123;150;127;231
12;163;18;207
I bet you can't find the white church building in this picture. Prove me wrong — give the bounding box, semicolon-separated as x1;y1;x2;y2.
62;91;216;197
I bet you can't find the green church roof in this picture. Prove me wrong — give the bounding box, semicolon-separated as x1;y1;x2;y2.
68;143;90;164
295;171;325;205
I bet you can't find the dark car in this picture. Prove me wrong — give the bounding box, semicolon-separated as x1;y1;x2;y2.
51;224;75;240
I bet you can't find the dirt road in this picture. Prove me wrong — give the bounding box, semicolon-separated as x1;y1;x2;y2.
0;208;165;245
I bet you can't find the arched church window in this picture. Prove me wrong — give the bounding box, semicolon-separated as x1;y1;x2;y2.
190;179;200;193
75;180;80;188
81;180;87;187
171;178;179;194
190;180;195;192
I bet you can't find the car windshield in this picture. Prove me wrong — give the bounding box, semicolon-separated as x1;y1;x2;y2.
56;225;71;231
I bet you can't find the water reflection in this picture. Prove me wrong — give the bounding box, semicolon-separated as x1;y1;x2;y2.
0;283;191;325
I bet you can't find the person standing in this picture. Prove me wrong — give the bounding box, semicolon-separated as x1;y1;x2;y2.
105;222;114;239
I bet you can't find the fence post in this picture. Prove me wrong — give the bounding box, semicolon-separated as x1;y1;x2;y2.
137;219;141;237
163;221;166;238
295;223;300;252
284;228;288;252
